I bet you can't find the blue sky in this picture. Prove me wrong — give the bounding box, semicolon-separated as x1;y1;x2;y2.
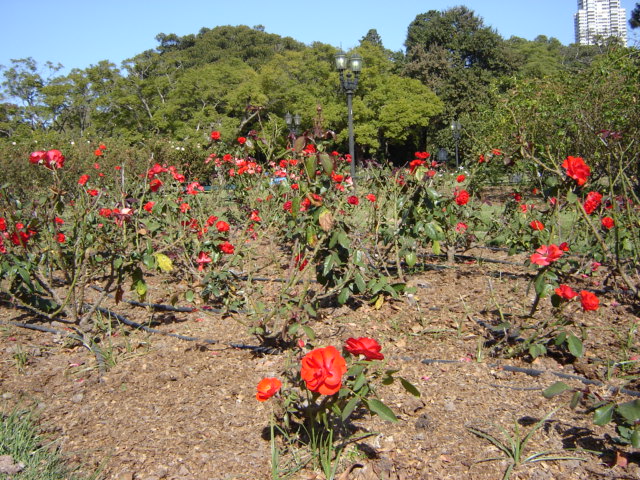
1;0;638;75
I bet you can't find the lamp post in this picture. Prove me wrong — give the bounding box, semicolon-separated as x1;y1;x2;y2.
451;120;461;169
284;112;301;136
335;51;362;183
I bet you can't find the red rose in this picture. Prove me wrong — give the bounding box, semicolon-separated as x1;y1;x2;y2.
345;337;384;360
78;174;90;186
256;377;282;402
562;156;590;186
43;150;65;170
555;284;578;300
583;191;602;215
29;151;46;165
56;232;66;243
455;190;470;206
94;149;103;157
250;210;261;222
196;251;212;271
210;131;221;141
347;195;359;205
216;220;230;232
601;216;614;229
219;241;234;254
529;220;544;231
366;194;376;202
86;189;99;197
456;174;466;183
300;346;347;395
237;136;246;145
149;178;163;192
579;290;599;311
530;244;564;266
143;201;155;212
206;215;218;226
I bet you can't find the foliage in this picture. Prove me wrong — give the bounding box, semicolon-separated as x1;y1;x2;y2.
544;382;640;448
468;409;584;480
0;407;100;479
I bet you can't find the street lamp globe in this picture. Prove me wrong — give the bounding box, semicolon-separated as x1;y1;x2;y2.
334;51;348;71
349;54;363;72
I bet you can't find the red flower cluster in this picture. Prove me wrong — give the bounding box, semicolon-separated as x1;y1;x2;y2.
601;216;614;229
219;241;234;254
455;190;470;206
583;191;602;214
562;156;590;186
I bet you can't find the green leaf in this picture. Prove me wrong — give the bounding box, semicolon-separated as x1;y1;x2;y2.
322;255;334;277
354;271;366;293
432;240;441;255
529;343;547;359
352;372;367;392
347;364;366;377
338;287;350;305
329;232;339;249
301;325;316;340
399;377;421;397
367;399;397;422
570;391;583;409
185;290;195;303
566;191;578;204
534;273;548;296
341;396;361;422
631;430;640;448
616;399;640;423
288;323;300;335
593;403;615;426
142;254;156;269
567;334;584;358
370;276;389;295
542;381;572;399
337;231;350;249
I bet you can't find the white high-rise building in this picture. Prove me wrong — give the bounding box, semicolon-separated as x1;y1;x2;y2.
574;0;628;45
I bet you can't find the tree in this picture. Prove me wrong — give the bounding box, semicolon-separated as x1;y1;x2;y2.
506;35;564;79
360;29;383;48
347;42;444;158
403;7;516;117
0;58;62;130
630;3;640;29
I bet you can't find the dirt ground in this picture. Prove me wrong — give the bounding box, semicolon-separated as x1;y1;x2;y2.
1;246;640;480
